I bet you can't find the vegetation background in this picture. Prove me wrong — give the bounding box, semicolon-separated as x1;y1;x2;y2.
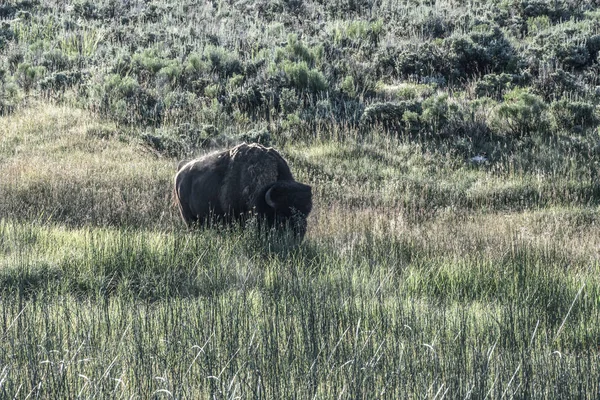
1;0;600;397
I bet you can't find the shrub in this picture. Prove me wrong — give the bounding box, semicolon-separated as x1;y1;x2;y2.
526;15;551;34
143;123;221;157
38;70;86;92
156;64;183;89
112;54;133;76
330;19;384;47
319;0;374;17
0;70;20;115
374;82;436;101
336;58;377;98
72;0;98;19
132;50;175;81
395;43;449;80
421;93;450;132
239;127;271;145
420;94;488;139
446;25;518;79
374;45;401;78
285;34;315;65
184;53;209;76
411;12;455;39
162;90;198;123
517;0;579;24
97;74;162;125
40;49;72;72
495;88;549;137
531;69;586;101
204;45;242;78
474;73;528;100
15;62;46;93
360;100;422;133
278;87;300;114
340;75;356;97
0;22;15;50
281;61;327;93
526;21;600;70
227;85;268;117
0;5;16;19
550;100;599;133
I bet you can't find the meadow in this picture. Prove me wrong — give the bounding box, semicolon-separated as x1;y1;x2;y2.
1;0;600;398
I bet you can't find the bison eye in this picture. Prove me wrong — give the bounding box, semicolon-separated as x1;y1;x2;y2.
265;186;285;209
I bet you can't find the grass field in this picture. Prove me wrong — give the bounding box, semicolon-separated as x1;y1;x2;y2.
1;103;599;398
2;0;600;398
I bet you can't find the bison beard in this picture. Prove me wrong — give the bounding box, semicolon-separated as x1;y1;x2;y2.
174;143;312;239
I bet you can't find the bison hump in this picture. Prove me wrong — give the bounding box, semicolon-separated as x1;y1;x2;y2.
220;143;282;210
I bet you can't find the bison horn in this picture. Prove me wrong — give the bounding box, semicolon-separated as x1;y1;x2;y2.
265;187;277;208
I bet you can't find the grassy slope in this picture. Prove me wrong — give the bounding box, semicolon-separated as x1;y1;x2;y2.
1;105;599;398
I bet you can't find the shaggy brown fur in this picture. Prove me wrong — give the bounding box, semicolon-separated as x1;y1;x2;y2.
174;143;312;237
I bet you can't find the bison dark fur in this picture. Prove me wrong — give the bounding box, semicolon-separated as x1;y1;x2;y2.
174;143;312;239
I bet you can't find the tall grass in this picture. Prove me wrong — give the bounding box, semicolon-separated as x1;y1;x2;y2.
1;101;599;397
0;218;598;398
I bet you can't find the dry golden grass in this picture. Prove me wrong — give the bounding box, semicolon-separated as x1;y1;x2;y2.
0;104;178;226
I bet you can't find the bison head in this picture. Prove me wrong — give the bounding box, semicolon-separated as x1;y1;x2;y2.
256;180;312;238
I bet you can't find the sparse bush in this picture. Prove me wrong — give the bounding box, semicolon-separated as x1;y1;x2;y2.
446;25;518;79
281;60;327;93
15;62;46;93
97;74;163;125
38;70;86;92
0;70;20;114
532;69;586;101
526;21;600;70
550;100;599;133
360;100;422;133
495;88;549;137
474;73;528;99
421;93;450;133
239;127;272;145
0;22;15;50
204;45;242;78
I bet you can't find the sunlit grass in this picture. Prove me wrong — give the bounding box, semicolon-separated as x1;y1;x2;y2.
1;104;599;397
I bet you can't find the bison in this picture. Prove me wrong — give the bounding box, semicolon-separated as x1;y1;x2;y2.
174;143;312;239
